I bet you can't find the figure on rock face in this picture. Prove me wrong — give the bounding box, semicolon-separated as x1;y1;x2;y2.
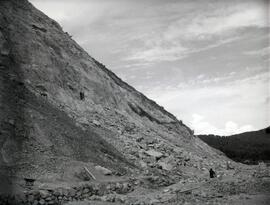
209;168;216;178
80;91;85;100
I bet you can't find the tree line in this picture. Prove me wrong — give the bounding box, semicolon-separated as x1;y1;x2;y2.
197;127;270;165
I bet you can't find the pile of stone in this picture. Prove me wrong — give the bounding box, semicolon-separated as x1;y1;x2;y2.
0;181;134;205
88;194;126;203
141;174;175;188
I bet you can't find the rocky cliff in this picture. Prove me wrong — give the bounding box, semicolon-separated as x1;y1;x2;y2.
0;0;228;190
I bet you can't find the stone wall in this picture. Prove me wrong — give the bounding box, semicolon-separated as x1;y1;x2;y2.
0;181;134;205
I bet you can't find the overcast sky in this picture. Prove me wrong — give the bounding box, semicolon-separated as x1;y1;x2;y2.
30;0;270;135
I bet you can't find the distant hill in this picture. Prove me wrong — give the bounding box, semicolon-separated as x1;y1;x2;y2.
197;127;270;164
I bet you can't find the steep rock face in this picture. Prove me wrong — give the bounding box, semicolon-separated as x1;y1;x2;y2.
0;0;228;182
0;0;132;179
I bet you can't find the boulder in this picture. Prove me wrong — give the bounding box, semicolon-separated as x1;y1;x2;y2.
144;149;163;160
158;162;173;171
136;137;144;142
39;199;45;205
92;120;101;127
149;199;160;204
68;188;76;197
95;165;113;175
138;160;148;168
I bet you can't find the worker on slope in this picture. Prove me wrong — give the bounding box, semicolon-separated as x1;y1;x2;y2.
209;168;216;178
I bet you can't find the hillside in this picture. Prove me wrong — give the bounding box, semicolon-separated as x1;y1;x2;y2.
0;0;269;204
0;0;226;186
198;127;270;164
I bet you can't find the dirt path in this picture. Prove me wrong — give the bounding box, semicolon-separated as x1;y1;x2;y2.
227;194;270;205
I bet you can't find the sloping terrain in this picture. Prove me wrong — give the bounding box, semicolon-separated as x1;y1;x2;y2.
0;0;269;204
0;0;225;180
198;127;270;164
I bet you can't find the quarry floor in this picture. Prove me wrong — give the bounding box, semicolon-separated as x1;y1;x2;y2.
1;164;269;205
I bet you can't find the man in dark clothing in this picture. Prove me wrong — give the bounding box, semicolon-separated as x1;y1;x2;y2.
209;168;216;178
80;91;85;100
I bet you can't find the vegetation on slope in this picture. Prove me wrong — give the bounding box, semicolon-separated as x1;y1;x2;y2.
197;127;270;164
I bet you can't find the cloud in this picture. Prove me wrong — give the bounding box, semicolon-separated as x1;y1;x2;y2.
125;44;188;62
144;71;269;135
31;0;269;64
244;46;270;57
191;114;254;135
125;35;241;62
177;6;267;40
197;74;205;80
125;0;268;62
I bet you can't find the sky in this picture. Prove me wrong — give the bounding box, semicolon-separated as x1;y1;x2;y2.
29;0;270;135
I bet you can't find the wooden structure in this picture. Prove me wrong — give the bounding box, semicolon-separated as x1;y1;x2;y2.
24;178;35;187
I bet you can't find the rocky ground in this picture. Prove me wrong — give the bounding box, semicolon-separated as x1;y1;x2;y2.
0;162;269;204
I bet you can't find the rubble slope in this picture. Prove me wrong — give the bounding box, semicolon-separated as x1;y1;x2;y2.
0;0;229;184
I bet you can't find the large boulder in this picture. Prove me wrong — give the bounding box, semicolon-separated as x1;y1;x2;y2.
95;165;113;175
158;162;173;171
145;149;163;160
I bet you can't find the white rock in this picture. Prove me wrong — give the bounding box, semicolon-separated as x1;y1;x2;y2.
158;162;173;171
92;120;101;126
145;149;163;159
138;160;148;168
95;165;112;175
